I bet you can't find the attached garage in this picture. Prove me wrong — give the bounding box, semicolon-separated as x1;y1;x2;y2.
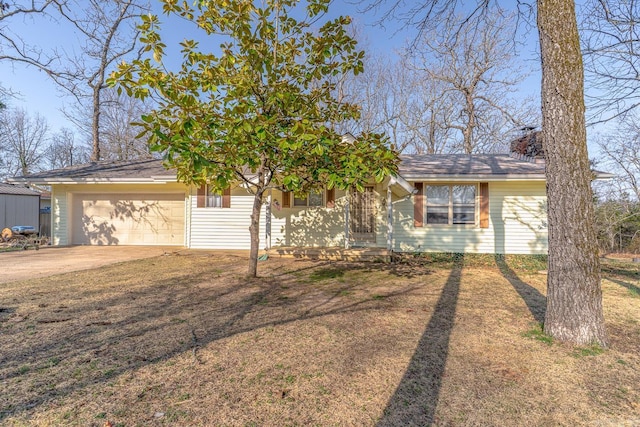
71;192;185;245
7;159;189;246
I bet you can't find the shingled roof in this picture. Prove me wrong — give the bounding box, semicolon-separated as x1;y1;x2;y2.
399;154;547;180
0;182;41;196
10;158;176;183
9;153;611;184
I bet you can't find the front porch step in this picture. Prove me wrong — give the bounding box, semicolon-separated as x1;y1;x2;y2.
272;247;391;262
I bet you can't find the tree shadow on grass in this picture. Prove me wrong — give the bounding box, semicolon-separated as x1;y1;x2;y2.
377;256;463;426
600;263;640;281
0;256;427;422
270;257;434;280
494;254;546;323
605;277;640;296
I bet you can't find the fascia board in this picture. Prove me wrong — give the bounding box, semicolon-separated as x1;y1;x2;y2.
388;175;417;195
7;177;178;185
403;172;614;181
401;174;547;181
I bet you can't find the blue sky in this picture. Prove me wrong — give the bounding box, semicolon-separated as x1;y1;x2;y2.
2;1;542;148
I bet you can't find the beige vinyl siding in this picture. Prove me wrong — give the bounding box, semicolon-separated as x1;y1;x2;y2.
185;185;193;248
269;192;287;247
393;181;547;254
271;189;348;247
52;186;68;245
189;186;255;249
491;182;548;254
50;179;547;253
373;184;389;247
190;188;349;249
51;183;188;246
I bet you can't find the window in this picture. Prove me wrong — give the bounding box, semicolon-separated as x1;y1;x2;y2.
196;185;230;208
426;185;476;225
206;186;223;208
293;191;323;207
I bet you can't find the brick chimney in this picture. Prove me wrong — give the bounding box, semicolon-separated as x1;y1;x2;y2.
510;130;545;163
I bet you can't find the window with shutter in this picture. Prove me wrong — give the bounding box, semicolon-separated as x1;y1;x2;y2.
326;188;335;208
198;185;231;208
293;191;323;207
479;182;489;228
197;184;206;208
281;191;291;208
424;184;477;225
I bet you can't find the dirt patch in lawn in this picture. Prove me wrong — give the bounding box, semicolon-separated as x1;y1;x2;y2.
0;253;638;426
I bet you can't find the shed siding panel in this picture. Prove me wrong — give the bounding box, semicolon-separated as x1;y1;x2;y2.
393;181;547;254
0;194;39;230
1;196;9;228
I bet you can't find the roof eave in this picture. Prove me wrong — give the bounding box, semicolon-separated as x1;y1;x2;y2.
8;176;179;185
386;174;417;196
0;191;40;196
401;174;547;181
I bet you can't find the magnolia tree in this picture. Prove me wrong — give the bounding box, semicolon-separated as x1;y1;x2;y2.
111;0;398;277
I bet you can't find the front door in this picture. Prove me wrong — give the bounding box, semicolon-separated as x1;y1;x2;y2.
350;186;376;244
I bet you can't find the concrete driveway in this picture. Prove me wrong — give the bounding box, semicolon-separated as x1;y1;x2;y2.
0;246;184;284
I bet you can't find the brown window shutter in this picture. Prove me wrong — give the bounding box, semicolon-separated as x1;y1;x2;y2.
197;184;206;208
222;187;231;208
479;182;489;228
326;188;335;208
281;191;291;208
414;182;424;227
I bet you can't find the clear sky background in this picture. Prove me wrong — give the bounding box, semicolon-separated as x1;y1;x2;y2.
1;1;545;152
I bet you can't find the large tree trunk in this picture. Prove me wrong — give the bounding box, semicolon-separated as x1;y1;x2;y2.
248;190;264;278
91;85;101;162
462;92;475;154
538;0;608;346
427;107;436;154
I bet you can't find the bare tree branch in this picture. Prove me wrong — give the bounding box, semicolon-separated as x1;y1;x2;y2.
581;0;640;123
409;11;534;153
0;0;149;161
0;107;49;177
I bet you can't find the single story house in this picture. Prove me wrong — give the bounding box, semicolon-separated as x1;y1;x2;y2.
8;136;609;254
0;182;40;232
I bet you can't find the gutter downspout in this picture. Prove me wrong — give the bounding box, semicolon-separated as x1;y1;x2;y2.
386;187;393;251
37;192;41;239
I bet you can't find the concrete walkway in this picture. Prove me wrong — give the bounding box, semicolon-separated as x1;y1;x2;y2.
0;246;183;284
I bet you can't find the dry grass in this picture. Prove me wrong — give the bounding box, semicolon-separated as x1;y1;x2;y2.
0;252;638;426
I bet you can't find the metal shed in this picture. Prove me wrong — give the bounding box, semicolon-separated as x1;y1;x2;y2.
0;182;40;232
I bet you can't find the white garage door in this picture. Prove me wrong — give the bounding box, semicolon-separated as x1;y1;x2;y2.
72;193;185;245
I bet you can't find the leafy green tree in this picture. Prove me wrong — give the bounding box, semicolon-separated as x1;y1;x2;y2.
111;0;398;277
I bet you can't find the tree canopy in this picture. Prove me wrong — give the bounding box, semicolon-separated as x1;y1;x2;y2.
111;0;398;276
